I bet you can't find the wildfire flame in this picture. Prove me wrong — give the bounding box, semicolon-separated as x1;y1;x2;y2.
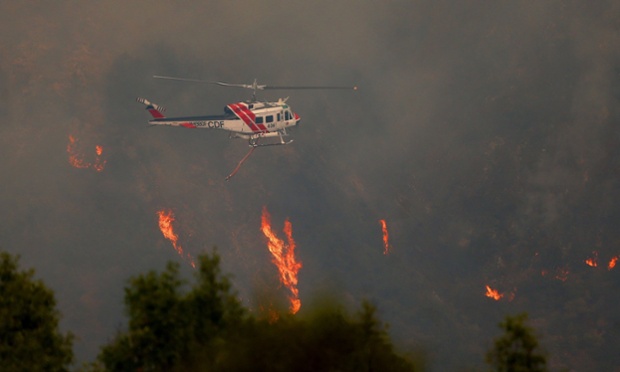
608;256;618;270
93;145;106;171
260;207;302;314
485;285;503;301
379;219;390;255
156;209;195;268
585;251;598;267
67;135;106;171
67;135;90;169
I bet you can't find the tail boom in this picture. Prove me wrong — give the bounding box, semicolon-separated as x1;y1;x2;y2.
136;97;166;119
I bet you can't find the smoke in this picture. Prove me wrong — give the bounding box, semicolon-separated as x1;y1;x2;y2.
2;1;620;370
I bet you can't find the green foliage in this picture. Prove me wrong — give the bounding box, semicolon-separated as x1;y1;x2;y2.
212;300;416;372
185;252;245;344
97;250;418;371
0;251;74;371
101;261;188;370
98;252;246;371
486;313;547;372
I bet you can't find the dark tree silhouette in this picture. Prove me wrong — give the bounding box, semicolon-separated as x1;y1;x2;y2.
486;313;547;372
98;253;246;371
96;250;419;371
0;251;74;371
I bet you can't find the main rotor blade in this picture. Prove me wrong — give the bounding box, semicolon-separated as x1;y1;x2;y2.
153;75;252;88
153;75;215;83
153;75;357;91
264;85;358;90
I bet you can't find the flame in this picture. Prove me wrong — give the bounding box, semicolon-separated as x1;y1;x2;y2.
93;145;106;171
67;135;106;172
379;219;390;255
67;135;91;169
585;251;598;267
260;207;302;314
485;285;503;301
156;209;195;268
608;256;618;270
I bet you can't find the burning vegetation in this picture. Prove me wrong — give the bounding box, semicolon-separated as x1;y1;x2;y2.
260;207;302;314
485;285;503;301
584;251;598;267
379;219;391;255
583;252;618;271
156;209;195;268
67;135;106;171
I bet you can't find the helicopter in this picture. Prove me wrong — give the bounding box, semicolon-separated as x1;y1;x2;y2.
137;75;357;147
137;75;356;180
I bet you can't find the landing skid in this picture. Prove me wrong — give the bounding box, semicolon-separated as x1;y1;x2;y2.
249;131;293;147
250;139;294;147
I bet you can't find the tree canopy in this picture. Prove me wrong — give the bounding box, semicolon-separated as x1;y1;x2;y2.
0;251;74;371
0;249;561;371
486;313;547;372
96;250;418;371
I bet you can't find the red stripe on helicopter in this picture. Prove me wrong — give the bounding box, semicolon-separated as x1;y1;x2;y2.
244;104;268;132
228;103;266;133
148;107;165;119
180;122;197;128
228;103;258;132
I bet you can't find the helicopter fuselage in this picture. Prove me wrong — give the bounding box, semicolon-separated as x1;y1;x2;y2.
148;100;300;138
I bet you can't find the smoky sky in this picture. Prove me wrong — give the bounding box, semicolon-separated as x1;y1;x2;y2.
2;1;620;370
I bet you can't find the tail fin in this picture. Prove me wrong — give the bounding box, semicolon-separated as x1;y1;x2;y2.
136;97;166;119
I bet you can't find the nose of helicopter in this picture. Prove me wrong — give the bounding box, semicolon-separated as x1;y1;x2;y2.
294;112;301;125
